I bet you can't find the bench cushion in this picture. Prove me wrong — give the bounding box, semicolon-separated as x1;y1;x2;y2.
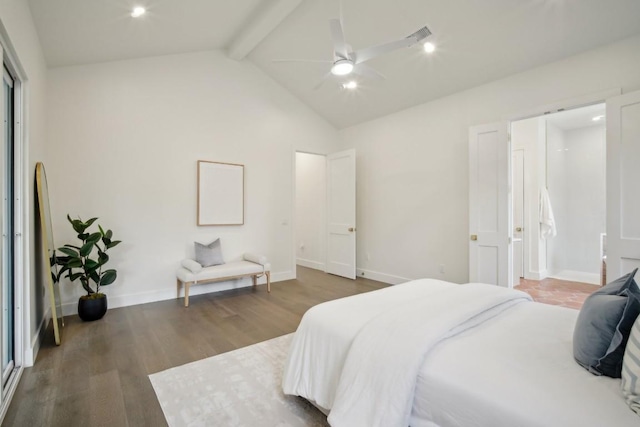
177;260;271;283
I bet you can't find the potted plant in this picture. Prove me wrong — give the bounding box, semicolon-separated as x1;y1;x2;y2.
54;215;122;321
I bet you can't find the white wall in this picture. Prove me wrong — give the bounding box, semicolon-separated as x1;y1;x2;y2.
565;125;606;273
295;152;326;270
338;34;640;285
547;124;605;277
46;50;340;315
0;0;48;364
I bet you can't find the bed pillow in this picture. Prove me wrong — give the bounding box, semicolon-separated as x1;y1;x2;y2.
622;315;640;416
194;238;225;267
573;269;640;378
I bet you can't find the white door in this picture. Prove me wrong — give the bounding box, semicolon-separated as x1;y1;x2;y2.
606;90;640;278
326;149;356;279
469;123;511;287
512;149;525;284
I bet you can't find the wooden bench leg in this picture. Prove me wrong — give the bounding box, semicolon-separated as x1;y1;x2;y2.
177;278;182;299
252;275;257;288
266;271;271;293
185;282;191;307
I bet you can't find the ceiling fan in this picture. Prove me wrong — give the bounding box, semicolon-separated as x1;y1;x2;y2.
274;15;432;89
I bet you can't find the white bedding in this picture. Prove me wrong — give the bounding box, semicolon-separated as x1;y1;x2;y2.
282;279;532;426
411;302;640;427
282;279;640;427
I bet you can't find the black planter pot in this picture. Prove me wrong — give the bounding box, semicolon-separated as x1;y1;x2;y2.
78;295;108;321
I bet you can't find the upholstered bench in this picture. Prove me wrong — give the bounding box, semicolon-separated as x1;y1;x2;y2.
176;253;271;307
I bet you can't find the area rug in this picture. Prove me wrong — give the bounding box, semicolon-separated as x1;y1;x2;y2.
149;334;328;427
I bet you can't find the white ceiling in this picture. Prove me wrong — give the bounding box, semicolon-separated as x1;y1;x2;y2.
28;0;264;66
27;0;640;129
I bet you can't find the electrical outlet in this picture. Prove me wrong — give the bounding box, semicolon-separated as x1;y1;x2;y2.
366;252;371;261
439;264;445;274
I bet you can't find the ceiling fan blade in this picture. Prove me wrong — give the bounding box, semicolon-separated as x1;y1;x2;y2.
353;25;432;64
272;59;333;64
353;63;386;80
329;19;350;60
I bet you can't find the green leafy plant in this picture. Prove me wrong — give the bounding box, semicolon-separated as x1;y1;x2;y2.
54;215;122;299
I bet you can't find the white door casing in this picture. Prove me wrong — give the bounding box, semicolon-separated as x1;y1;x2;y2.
512;149;525;284
469;123;511;287
326;149;356;279
606;90;640;278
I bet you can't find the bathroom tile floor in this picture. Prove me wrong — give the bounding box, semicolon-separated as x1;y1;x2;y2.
515;277;599;310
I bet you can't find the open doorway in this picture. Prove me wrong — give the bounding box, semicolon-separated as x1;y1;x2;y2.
510;104;605;307
295;152;327;272
294;149;357;280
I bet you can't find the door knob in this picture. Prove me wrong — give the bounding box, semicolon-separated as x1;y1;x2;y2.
470;235;478;241
348;227;356;232
515;227;522;232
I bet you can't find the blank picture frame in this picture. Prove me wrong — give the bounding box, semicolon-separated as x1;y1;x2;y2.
197;160;244;226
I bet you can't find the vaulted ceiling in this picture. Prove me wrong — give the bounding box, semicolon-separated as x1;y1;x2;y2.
27;0;640;128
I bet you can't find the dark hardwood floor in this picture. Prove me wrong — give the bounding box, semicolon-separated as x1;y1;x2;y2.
2;267;386;427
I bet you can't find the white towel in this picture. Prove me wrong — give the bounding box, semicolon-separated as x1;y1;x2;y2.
540;187;557;239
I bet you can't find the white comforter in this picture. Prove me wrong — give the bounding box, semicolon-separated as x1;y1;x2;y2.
411;302;640;427
282;279;532;427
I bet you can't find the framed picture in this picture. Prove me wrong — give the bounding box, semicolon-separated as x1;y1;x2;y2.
197;160;244;225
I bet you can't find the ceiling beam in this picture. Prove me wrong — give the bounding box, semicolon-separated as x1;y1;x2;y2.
227;0;302;61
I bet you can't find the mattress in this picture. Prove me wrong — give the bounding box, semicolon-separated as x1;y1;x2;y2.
411;302;639;427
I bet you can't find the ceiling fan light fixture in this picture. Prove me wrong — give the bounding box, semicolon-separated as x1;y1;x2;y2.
131;6;146;18
331;60;354;76
342;81;358;90
423;42;436;53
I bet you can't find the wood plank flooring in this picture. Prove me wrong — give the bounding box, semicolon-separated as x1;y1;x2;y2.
3;267;387;427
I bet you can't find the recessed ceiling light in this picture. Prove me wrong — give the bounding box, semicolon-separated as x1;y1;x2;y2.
342;81;358;90
331;60;354;76
423;42;436;53
592;115;605;122
131;6;146;18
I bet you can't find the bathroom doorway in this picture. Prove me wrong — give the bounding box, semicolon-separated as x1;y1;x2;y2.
511;103;605;293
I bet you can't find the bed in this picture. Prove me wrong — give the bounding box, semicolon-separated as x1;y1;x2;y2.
282;279;639;427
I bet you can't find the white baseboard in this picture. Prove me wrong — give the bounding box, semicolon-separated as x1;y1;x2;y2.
548;270;600;285
525;269;548;281
24;307;51;367
296;258;325;271
60;270;295;317
356;268;412;285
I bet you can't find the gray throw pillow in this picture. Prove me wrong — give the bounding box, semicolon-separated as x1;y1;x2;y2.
194;238;225;267
573;268;640;378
